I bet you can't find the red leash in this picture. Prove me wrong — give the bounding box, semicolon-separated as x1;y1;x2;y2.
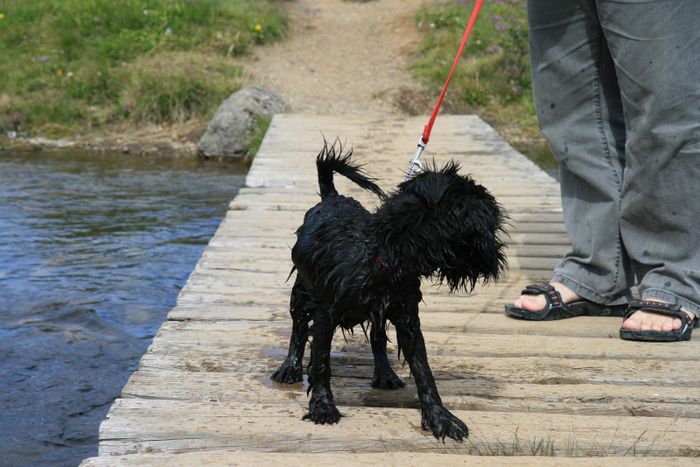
406;0;484;179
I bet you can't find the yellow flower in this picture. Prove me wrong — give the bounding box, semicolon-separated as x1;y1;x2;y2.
56;68;64;77
0;13;5;20
255;23;263;32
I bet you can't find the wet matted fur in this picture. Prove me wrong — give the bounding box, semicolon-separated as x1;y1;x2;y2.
271;142;507;441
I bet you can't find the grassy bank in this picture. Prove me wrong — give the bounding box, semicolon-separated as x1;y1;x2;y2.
0;0;286;138
412;0;555;169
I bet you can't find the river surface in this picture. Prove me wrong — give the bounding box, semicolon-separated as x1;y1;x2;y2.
0;150;246;466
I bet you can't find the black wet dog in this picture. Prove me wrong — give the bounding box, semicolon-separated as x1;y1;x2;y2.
271;143;506;441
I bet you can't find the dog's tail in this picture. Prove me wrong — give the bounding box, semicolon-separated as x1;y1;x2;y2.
316;141;386;201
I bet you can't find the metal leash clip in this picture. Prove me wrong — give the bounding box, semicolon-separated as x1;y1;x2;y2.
405;137;427;180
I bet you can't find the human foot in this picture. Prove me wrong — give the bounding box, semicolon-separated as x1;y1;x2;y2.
621;299;696;333
512;282;581;311
504;283;626;320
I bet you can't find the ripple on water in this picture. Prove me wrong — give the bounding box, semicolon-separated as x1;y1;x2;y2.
0;150;246;466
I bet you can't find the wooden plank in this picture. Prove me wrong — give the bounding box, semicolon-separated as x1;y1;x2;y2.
137;345;700;387
173;276;575;307
97;399;700;457
165;304;627;338
120;367;700;418
141;321;700;365
82;452;699;467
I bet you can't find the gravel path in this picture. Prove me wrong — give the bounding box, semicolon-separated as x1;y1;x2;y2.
244;0;436;116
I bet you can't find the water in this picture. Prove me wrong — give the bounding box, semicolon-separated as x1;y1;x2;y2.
0;150;246;466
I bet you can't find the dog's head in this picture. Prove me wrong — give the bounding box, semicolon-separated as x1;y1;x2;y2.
374;161;507;292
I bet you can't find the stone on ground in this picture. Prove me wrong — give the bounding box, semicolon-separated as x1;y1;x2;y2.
197;86;287;158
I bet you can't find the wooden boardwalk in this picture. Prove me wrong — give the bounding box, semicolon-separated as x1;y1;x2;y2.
83;115;700;465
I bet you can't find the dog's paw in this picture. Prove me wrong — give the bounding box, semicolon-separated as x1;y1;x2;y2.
372;370;406;390
303;396;341;425
421;405;469;442
271;361;303;384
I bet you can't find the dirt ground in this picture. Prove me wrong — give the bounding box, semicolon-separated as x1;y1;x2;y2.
244;0;436;116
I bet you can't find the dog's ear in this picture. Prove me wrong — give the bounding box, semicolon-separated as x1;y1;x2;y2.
436;189;508;292
398;161;460;206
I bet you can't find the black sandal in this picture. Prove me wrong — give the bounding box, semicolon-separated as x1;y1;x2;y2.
504;283;627;321
619;300;697;342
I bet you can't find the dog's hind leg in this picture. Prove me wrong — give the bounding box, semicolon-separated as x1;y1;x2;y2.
370;324;405;389
303;309;341;424
392;297;468;442
271;277;312;384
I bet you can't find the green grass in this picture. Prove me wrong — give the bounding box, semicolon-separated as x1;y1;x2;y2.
412;0;556;169
243;114;272;163
0;0;286;136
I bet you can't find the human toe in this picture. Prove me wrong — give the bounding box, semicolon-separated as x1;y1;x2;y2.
661;317;681;332
516;294;547;311
621;312;641;330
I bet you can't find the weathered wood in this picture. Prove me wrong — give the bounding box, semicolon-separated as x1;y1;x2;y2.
82;452;699;467
120;368;700;418
97;399;700;457
82;114;700;466
143;320;700;362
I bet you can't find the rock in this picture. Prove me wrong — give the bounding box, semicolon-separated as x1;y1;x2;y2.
197;86;287;158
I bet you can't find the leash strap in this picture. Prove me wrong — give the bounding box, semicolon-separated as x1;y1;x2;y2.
406;0;484;179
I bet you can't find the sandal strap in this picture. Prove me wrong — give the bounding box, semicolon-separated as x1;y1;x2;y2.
624;300;692;323
521;283;562;308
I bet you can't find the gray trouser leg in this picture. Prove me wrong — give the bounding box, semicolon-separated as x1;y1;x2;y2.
527;0;633;305
528;0;700;316
597;0;700;317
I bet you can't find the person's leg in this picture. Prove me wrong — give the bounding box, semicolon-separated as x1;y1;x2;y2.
597;0;700;331
515;0;634;312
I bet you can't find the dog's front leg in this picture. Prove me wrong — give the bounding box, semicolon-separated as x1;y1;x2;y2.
272;277;311;383
303;310;341;424
370;325;405;389
393;301;468;442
